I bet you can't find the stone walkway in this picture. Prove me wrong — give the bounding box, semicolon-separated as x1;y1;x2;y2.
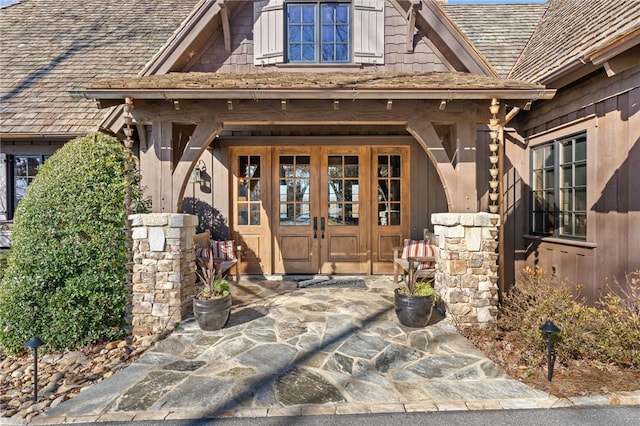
33;276;638;424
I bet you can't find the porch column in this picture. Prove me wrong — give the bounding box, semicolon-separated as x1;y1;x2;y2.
129;213;197;336
432;212;500;326
139;122;174;213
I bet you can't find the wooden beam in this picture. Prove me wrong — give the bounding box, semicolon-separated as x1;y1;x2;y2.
405;118;458;212
602;45;640;76
220;3;231;54
146;122;174;213
172;122;223;212
406;3;416;53
130;99;490;126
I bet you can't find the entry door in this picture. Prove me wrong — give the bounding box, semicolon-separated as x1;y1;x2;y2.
273;147;369;274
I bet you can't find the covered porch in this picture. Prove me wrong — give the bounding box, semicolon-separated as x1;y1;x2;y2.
74;71;553;278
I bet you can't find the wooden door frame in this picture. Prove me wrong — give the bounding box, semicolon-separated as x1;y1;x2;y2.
230;147;273;275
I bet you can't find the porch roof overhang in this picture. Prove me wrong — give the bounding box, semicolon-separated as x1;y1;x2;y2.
70;71;556;105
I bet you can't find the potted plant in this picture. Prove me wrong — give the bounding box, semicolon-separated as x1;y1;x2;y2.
192;255;232;331
394;262;437;327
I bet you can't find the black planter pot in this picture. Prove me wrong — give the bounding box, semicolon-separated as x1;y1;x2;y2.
394;288;435;328
193;295;232;331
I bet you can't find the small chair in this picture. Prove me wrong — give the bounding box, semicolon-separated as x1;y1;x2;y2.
193;231;242;283
393;238;436;284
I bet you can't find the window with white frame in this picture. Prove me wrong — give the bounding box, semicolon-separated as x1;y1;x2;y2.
286;2;350;63
530;132;586;239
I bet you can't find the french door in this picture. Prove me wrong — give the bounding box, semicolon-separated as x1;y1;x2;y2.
273;146;370;274
231;145;408;275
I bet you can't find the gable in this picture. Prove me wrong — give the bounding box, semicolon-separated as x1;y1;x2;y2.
180;0;492;75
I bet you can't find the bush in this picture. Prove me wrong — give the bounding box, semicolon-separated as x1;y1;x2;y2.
498;267;640;369
0;133;142;355
0;250;9;282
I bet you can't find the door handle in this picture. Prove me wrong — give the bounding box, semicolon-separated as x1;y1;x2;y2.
320;217;325;239
313;216;318;239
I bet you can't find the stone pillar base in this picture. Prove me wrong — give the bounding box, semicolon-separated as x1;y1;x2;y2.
129;213;197;336
432;212;500;326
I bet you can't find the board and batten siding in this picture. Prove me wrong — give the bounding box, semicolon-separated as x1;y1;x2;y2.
512;66;640;302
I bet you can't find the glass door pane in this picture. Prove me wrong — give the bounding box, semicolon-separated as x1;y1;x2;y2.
327;155;359;225
279;155;311;225
377;154;401;226
237;155;261;225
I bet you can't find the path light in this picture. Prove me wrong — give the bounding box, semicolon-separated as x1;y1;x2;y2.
540;320;560;382
24;336;45;402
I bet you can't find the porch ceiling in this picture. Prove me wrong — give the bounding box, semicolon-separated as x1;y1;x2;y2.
70;71;555;103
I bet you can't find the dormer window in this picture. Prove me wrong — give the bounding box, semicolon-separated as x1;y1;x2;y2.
286;2;350;63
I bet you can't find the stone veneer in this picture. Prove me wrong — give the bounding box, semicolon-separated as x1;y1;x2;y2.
129;213;197;336
432;212;500;326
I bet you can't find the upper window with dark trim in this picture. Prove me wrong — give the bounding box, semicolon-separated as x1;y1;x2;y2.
286;2;350;63
530;132;587;239
253;0;384;66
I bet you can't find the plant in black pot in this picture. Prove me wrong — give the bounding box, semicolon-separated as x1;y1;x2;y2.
394;258;437;328
193;255;231;331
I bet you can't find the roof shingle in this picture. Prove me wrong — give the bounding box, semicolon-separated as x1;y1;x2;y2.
0;0;199;136
509;0;640;82
442;3;548;78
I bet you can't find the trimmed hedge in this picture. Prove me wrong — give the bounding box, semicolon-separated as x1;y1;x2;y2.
0;133;141;354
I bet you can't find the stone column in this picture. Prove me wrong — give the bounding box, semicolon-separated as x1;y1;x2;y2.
432;212;500;326
129;213;198;336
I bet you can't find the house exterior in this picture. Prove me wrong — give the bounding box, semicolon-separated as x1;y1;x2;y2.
0;0;200;221
504;0;640;301
1;0;638;303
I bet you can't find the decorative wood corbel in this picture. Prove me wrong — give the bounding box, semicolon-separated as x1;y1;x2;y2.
406;1;418;53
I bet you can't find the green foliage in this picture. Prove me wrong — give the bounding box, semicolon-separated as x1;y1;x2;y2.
499;267;640;369
0;133;141;355
195;256;230;300
0;250;9;282
398;277;437;298
412;280;436;297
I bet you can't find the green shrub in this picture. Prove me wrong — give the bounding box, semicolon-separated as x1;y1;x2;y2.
0;249;9;282
0;133;142;355
498;267;640;369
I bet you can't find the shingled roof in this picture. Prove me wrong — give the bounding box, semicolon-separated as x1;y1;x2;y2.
442;3;548;78
509;0;640;83
0;0;199;137
74;71;553;101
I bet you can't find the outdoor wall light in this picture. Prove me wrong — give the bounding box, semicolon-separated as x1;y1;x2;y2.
24;336;46;402
540;320;561;382
190;160;206;184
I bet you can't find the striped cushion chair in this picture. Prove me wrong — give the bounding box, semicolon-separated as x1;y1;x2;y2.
211;240;237;261
393;239;436;284
193;232;242;283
